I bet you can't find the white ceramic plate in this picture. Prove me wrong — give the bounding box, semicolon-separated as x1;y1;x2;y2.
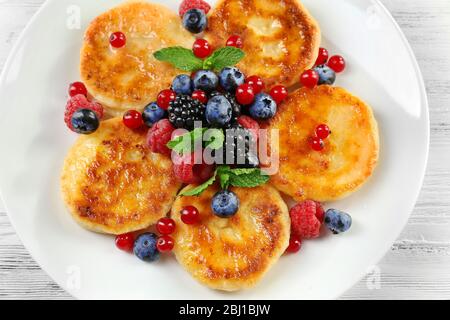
0;0;429;300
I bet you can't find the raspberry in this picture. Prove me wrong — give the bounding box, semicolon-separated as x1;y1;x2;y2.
179;0;211;17
237;115;260;141
64;94;104;130
146;119;175;156
289;200;324;239
173;152;215;184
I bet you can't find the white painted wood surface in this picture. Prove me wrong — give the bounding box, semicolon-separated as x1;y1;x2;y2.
0;0;449;300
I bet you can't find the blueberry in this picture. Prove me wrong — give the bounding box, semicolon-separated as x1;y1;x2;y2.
182;9;207;34
133;233;160;262
219;67;245;92
314;64;336;85
172;74;193;95
249;93;277;120
142;102;165;127
71;109;99;134
212;190;240;218
193;70;219;92
206;95;232;128
324;209;352;234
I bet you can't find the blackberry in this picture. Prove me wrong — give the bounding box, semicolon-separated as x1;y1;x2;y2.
218;124;259;168
168;95;206;130
210;91;242;128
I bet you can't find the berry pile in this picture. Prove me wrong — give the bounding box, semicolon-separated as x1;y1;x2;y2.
145;26;292;219
64;83;104;134
115;217;178;262
286;200;353;255
300;47;346;89
145;37;287;187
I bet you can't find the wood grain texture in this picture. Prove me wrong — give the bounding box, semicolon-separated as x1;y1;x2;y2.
0;0;449;300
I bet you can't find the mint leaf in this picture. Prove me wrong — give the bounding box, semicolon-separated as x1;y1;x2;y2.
229;168;269;188
167;128;207;155
180;171;218;197
230;168;260;176
204;129;225;150
154;47;203;72
204;47;245;71
217;165;232;189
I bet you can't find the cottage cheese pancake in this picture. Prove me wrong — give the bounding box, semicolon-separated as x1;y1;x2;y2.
205;0;321;88
61;118;182;235
266;85;379;202
172;184;290;291
80;1;195;117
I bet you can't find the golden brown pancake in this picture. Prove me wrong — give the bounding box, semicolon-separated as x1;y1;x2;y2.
266;85;379;202
61;118;182;235
80;0;195;117
205;0;321;88
171;184;290;291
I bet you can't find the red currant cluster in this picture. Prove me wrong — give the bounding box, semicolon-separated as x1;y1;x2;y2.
115;217;176;254
310;124;331;152
120;89;177;130
300;47;346;89
115;206;201;255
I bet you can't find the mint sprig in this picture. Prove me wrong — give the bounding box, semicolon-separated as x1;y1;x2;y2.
154;47;203;71
154;46;245;72
180;165;270;197
167;128;224;155
167;128;206;155
180;171;218;197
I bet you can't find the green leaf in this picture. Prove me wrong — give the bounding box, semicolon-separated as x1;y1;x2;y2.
204;47;245;71
204;129;225;150
154;47;204;72
217;165;232;189
228;168;270;188
180;171;218;197
167;128;207;155
230;168;260;176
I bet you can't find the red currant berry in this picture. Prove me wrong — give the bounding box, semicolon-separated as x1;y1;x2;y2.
157;235;175;253
156;218;176;235
315;124;331;140
123;110;144;129
115;233;135;252
310;137;325;151
270;85;288;104
69;82;87;97
300;70;319;89
327;55;346;73
286;235;302;254
226;35;243;48
180;206;200;225
157;89;176;110
192;90;208;104
235;84;255;105
193;39;212;58
315;47;329;66
110;32;126;48
246;75;265;94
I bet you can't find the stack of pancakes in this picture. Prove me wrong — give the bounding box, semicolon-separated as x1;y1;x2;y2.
61;0;379;291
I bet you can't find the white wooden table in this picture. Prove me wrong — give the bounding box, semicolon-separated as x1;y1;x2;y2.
0;0;449;300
